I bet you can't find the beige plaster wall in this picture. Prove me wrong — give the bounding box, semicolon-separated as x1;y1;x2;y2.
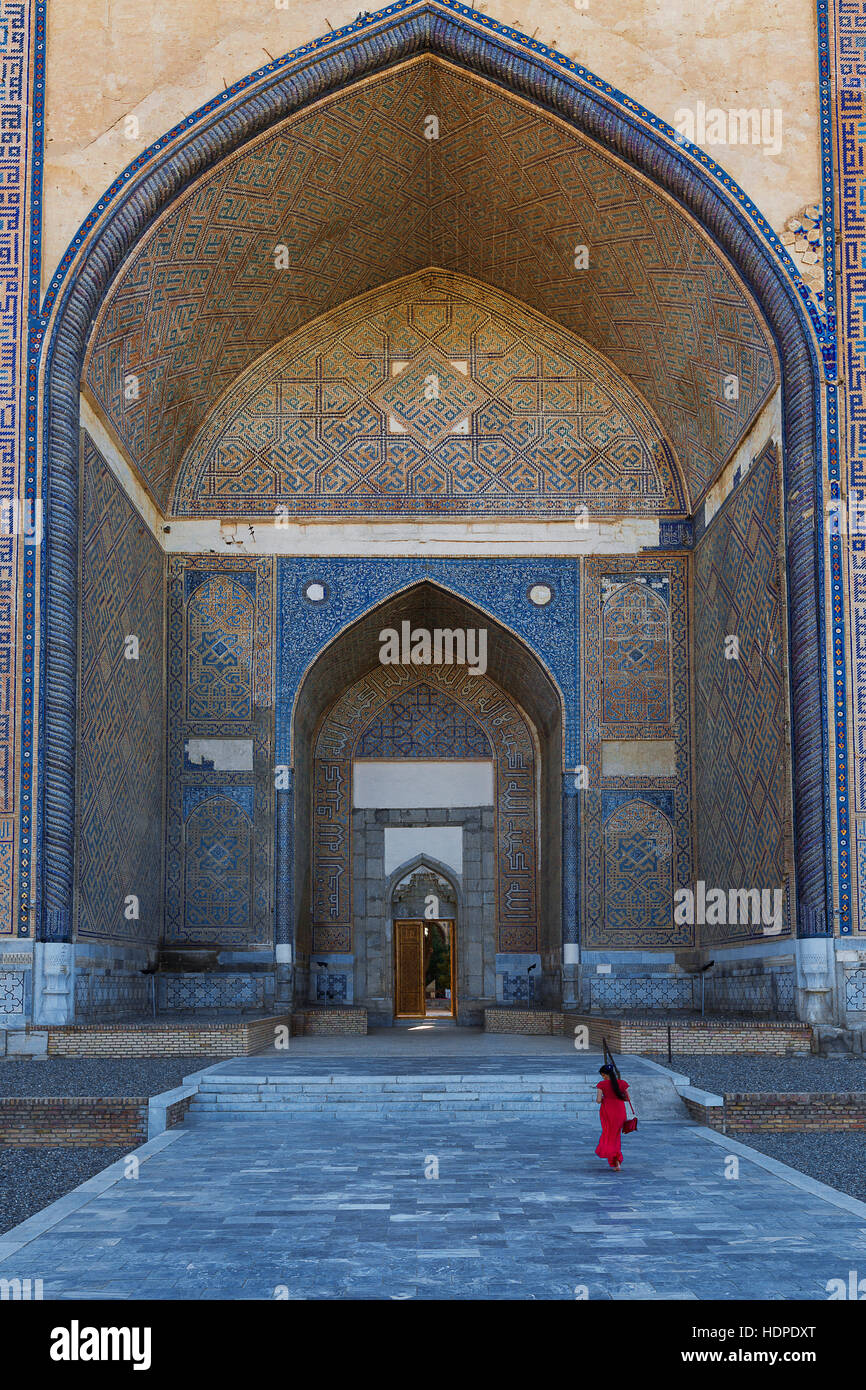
44;0;820;291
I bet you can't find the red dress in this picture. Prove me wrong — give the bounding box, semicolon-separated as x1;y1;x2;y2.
595;1076;629;1167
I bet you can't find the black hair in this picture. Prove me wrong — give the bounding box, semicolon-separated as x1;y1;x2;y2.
599;1063;626;1101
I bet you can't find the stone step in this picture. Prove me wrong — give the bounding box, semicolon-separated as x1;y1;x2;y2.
186;1070;686;1121
192;1085;609;1100
185;1099;602;1112
194;1073;617;1084
191;1096;605;1106
194;1080;604;1091
192;1096;597;1106
184;1114;602;1126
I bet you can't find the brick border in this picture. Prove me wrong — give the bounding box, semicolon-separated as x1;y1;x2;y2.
683;1090;866;1132
38;1013;291;1057
291;1008;367;1036
0;1096;147;1146
484;1008;562;1034
567;1013;813;1055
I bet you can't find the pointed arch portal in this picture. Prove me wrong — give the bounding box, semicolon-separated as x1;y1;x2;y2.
289;579;562;1018
37;0;830;967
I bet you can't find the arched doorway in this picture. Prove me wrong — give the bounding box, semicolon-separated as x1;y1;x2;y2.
291;580;563;1024
30;2;832;1031
37;0;828;961
391;863;458;1019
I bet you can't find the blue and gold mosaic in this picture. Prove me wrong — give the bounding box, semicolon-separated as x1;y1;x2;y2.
173;271;685;518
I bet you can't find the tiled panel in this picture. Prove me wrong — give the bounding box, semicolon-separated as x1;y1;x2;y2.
184;796;253;935
313;666;538;954
582;556;692;948
601;576;671;725
602;798;674;939
158;973;269;1012
186;575;256;721
356;683;492;759
84;60;776;512
837;0;866;936
76;435;164;943
174;271;685;518
0;969;27;1021
693;447;792;944
165;557;274;946
0;2;40;936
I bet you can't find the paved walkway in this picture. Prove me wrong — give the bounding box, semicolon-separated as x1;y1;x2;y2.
1;1032;864;1300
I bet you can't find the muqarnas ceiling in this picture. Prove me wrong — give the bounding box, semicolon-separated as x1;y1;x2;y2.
85;58;777;515
172;271;685;517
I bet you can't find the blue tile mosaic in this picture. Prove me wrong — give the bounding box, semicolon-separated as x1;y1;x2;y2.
276;557;579;765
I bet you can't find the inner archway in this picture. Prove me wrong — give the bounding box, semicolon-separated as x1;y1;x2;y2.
390;861;459;1021
291;579;563;1023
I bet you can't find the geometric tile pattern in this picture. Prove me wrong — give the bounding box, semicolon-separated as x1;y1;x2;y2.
0;969;26;1017
84;59;776;512
313;665;537;953
0;2;36;936
837;0;866;937
184;795;253;934
165;556;274;946
173;271;684;518
693;446;792;944
159;973;267;1011
371;347;490;448
186;575;256;721
602;798;674;938
846;968;866;1012
705;971;795;1017
74;971;151;1022
589;975;693;1011
355;683;492;759
275;558;580;765
582;557;692;947
315;971;348;1003
76;434;164;943
601;577;671;724
501;972;535;1004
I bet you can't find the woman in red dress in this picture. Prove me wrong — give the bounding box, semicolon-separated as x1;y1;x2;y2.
595;1064;631;1170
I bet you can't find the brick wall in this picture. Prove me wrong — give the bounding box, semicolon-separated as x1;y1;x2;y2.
292;1008;367;1035
681;1094;720;1127
0;1097;148;1146
725;1093;866;1131
165;1093;195;1128
682;1091;866;1131
484;1008;562;1034
42;1014;291;1057
566;1014;812;1055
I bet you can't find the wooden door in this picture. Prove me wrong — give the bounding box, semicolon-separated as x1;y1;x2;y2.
394;919;425;1017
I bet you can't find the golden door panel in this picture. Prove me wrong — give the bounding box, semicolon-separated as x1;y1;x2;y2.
395;919;425;1017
